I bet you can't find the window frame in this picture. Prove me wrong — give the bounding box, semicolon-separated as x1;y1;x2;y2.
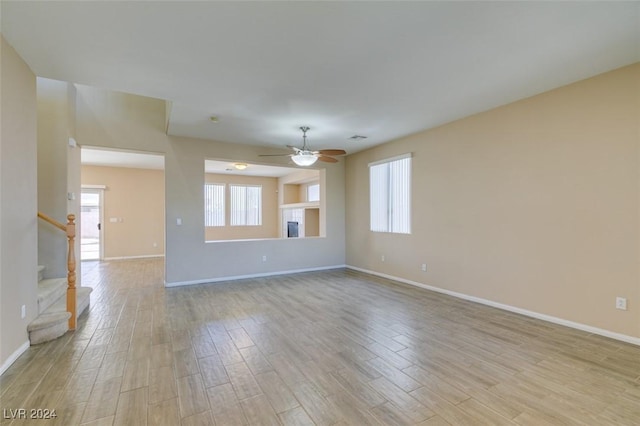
369;153;412;234
307;183;320;202
230;184;263;227
204;183;226;227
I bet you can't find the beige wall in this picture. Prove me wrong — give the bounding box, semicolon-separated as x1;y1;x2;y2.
67;84;82;274
82;165;165;259
298;181;320;203
281;180;320;204
205;173;278;241
346;63;640;338
37;78;77;279
0;36;38;367
75;86;346;285
305;209;320;237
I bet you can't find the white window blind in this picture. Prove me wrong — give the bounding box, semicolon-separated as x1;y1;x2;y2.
307;184;320;202
369;154;411;234
204;184;225;227
230;185;262;226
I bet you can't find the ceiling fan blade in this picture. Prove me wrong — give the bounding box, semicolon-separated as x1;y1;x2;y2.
317;149;346;156
258;154;292;157
316;155;339;163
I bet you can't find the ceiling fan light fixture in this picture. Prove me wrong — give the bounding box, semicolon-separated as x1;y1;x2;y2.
258;126;341;166
290;126;318;166
291;152;318;166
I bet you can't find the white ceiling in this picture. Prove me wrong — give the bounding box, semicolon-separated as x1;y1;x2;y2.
82;148;165;170
81;147;297;177
205;159;298;178
2;2;639;153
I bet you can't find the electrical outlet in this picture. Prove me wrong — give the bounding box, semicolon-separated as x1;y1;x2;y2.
616;297;627;310
381;255;385;262
421;263;427;272
262;255;267;262
21;305;26;319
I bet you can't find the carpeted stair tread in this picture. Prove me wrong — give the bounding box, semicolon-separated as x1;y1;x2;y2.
27;311;71;332
44;287;93;315
37;278;67;315
28;286;93;345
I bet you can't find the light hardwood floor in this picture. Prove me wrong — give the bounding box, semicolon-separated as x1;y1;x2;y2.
1;259;639;425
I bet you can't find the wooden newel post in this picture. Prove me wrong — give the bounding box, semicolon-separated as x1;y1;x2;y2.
66;214;77;330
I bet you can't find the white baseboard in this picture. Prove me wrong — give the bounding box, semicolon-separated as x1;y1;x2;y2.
103;254;165;261
0;340;30;376
165;264;347;287
346;265;640;347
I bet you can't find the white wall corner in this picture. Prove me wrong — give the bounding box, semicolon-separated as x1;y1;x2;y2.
0;341;30;376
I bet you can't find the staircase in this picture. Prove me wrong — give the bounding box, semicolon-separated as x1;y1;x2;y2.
27;265;93;344
30;212;93;345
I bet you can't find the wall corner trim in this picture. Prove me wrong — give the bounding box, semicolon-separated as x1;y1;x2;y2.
0;341;30;376
165;264;347;287
346;265;640;347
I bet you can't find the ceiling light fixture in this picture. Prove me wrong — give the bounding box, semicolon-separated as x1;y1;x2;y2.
234;163;248;170
291;126;318;166
349;135;367;140
291;152;318;167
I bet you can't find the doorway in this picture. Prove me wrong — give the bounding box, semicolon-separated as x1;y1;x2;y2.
80;188;104;260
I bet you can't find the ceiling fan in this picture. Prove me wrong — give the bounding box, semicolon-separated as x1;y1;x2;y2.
259;126;346;166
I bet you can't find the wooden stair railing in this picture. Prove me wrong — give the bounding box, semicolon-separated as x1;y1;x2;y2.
37;212;77;330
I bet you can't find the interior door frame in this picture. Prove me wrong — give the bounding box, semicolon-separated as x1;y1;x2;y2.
81;185;105;261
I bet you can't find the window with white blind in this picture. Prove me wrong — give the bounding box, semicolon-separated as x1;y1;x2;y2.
230;185;262;226
369;154;411;234
204;184;225;227
307;183;320;202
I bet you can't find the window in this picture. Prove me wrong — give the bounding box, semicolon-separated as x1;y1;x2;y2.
369;154;411;234
307;183;320;202
230;185;262;226
204;184;225;227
